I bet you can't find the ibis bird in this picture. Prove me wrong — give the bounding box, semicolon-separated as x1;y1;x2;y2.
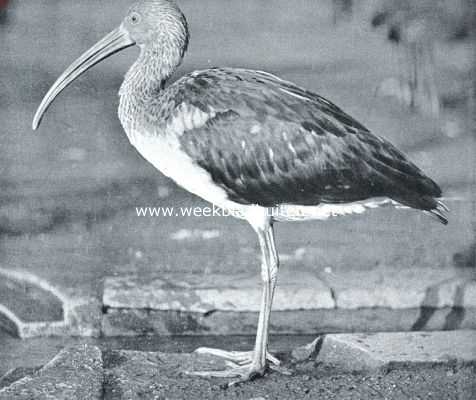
33;0;448;385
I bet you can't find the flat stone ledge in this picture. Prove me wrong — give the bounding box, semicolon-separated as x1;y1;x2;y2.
321;266;476;309
103;268;476;316
103;269;335;313
102;269;476;336
293;330;476;371
0;344;103;400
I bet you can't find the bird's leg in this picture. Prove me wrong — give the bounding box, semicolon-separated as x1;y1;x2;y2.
186;222;283;385
250;223;279;374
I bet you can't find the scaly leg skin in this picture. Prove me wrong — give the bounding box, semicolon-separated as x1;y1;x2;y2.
185;221;287;386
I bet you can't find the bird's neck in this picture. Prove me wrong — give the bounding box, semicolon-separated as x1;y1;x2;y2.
118;46;181;132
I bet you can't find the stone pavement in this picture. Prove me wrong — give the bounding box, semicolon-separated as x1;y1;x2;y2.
0;344;102;400
1;331;475;399
2;258;474;338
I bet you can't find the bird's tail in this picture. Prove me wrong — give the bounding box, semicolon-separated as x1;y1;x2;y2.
424;200;449;225
394;193;449;225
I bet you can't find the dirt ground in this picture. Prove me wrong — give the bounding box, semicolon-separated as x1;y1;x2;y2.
1;333;475;399
103;363;476;400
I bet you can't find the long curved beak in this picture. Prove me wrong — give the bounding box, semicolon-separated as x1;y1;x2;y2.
32;25;134;130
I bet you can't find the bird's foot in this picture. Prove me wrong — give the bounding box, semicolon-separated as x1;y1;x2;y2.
185;362;266;386
194;347;281;366
185;347;291;386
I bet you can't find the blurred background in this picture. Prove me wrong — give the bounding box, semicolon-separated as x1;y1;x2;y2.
0;0;474;366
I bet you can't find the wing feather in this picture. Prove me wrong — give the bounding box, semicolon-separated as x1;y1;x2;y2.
161;68;442;214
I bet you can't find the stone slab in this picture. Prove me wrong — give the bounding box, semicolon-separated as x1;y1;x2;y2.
0;368;41;391
0;344;103;400
3;297;102;339
320;266;476;309
102;307;476;336
0;274;63;323
293;330;476;371
463;280;476;306
103;269;335;312
103;266;475;316
102;268;475;336
0;268;102;338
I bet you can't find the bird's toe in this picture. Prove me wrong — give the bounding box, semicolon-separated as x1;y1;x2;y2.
184;363;266;386
193;347;281;366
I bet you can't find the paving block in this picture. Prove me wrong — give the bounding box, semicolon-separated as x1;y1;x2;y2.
0;268;101;338
103;268;335;312
0;368;41;391
0;273;63;323
321;266;476;309
101;265;476;337
0;344;103;400
294;330;476;371
3;296;102;339
463;280;476;306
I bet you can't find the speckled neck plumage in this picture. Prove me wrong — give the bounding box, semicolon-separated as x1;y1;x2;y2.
118;20;188;136
119;49;174;134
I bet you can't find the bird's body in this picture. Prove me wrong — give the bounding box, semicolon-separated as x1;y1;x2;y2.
32;0;448;386
119;66;446;224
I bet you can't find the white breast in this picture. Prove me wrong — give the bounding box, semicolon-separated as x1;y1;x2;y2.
129;129;241;210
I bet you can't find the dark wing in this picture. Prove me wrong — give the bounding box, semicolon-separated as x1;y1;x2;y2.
163;68;445;220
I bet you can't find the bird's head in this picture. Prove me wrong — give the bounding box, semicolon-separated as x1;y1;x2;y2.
126;0;188;52
32;0;189;130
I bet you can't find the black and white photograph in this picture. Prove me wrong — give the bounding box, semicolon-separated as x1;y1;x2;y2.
0;0;475;398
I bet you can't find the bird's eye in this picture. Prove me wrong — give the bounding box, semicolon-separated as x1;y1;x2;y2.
129;12;141;25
